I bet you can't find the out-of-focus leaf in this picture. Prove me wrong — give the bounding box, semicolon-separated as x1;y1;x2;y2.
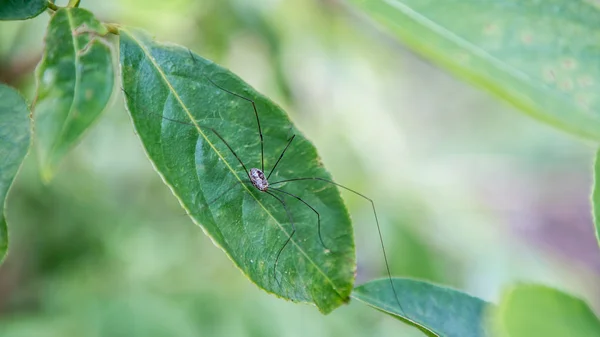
492;284;600;336
592;149;600;248
0;0;48;20
349;0;600;141
119;27;355;314
34;7;113;181
389;220;445;283
352;278;489;337
0;84;31;263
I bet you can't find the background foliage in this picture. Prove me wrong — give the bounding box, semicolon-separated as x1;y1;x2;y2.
0;0;599;336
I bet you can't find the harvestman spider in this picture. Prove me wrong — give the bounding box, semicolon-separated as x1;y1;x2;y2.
123;51;406;315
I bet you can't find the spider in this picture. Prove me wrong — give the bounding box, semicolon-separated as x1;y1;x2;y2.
120;47;404;314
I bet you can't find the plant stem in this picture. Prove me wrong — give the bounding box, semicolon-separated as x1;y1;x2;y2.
67;0;80;8
47;1;58;10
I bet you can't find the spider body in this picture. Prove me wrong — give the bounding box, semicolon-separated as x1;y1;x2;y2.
249;168;269;191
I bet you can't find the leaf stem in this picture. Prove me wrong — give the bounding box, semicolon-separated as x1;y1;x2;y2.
47;1;58;11
103;23;120;35
67;0;80;8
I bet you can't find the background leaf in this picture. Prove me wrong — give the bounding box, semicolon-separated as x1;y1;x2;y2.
119;27;355;314
349;0;600;141
352;278;489;337
0;0;48;20
0;84;31;263
34;7;114;181
492;284;600;337
592;149;600;248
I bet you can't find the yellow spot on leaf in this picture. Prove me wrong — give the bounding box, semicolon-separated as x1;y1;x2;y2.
483;24;499;35
578;76;594;88
561;58;576;70
560;79;574;91
521;32;533;44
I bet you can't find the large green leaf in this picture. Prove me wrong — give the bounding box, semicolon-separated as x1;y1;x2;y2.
119;27;355;314
592;149;600;248
0;84;31;263
34;7;113;181
0;0;48;20
492;284;600;336
350;0;600;141
352;278;489;337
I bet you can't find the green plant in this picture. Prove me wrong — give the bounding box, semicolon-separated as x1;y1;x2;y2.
1;1;599;336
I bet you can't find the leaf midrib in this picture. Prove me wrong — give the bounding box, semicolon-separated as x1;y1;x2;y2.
351;292;438;336
382;0;576;104
48;8;80;159
121;28;344;299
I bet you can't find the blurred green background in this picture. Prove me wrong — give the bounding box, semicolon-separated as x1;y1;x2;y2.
1;0;599;336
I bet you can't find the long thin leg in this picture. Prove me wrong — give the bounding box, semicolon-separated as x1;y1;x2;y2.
270;177;406;316
206;181;242;207
271;187;329;252
208;127;251;178
125;92;249;184
267;135;295;180
264;190;296;287
188;49;265;172
123;88;250;178
180;182;244;217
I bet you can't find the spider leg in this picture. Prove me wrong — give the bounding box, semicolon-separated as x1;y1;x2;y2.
188;49;265;172
270;177;406;317
264;190;296;288
271;187;330;253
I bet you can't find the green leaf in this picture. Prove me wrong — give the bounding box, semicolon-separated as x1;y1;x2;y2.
0;84;32;264
492;284;600;336
0;0;48;20
592;149;600;248
34;7;114;181
119;27;355;314
352;278;489;337
350;0;600;141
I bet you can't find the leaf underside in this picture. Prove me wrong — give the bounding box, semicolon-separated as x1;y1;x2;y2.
352;278;489;337
119;27;356;314
34;7;114;181
350;0;600;141
0;84;32;264
0;0;47;20
492;284;600;337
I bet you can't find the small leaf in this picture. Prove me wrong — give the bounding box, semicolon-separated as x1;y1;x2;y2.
34;7;114;181
592;149;600;248
350;0;600;141
492;284;600;336
119;27;355;313
0;84;32;264
0;0;48;20
353;278;489;337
